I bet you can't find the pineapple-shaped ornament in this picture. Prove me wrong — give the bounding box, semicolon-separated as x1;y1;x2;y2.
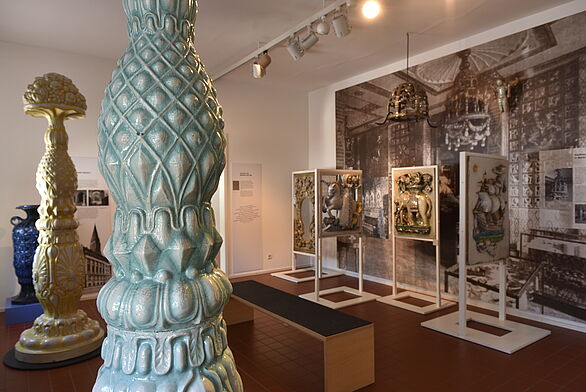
93;0;242;391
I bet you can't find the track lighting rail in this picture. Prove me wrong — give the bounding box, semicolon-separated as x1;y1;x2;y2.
211;0;351;81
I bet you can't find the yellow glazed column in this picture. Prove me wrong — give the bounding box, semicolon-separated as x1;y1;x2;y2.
15;73;104;363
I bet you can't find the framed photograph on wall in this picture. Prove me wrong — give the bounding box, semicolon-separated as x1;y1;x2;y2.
391;165;438;241
462;153;509;264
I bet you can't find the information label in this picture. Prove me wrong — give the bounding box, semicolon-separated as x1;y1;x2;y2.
230;163;263;273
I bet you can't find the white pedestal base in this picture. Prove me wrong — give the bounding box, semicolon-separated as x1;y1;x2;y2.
271;268;343;283
421;311;551;354
299;286;379;309
377;291;456;315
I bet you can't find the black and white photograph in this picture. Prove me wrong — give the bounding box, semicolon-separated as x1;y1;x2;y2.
74;189;87;206
575;204;586;224
88;190;109;206
545;168;573;202
362;177;389;239
336;11;586;323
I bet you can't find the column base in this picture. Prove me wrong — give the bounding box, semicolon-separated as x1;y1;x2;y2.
4;346;101;370
15;328;104;364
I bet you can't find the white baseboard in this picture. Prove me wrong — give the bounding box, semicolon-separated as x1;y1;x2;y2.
328;266;586;333
228;266;290;279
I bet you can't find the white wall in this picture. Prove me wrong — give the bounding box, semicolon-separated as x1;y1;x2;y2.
215;77;309;275
0;41;116;309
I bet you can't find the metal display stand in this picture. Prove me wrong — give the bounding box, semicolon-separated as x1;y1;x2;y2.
377;166;455;314
422;153;550;354
298;169;379;309
272;170;343;283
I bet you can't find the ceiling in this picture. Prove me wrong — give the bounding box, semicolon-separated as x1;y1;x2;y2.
0;0;578;91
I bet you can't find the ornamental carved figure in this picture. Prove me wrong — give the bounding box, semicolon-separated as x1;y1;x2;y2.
321;174;362;233
293;172;316;254
15;73;104;363
394;171;434;236
472;164;508;256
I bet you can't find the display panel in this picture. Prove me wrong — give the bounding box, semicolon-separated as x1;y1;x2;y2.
392;166;438;241
318;170;363;237
293;171;316;254
464;153;509;264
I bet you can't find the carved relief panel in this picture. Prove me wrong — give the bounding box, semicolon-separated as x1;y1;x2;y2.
293;171;316;254
392;165;438;241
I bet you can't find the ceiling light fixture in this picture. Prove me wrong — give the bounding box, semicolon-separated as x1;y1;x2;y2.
287;36;305;61
211;0;354;80
444;50;491;150
316;16;330;35
362;0;381;19
332;7;352;38
252;50;271;78
377;33;431;124
301;27;319;51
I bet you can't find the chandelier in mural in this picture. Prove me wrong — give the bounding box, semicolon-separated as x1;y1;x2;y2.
378;33;430;125
444;50;492;151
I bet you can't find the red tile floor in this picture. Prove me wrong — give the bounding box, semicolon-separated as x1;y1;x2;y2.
2;273;586;391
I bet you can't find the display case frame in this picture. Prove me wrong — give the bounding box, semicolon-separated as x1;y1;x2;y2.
422;153;550;354
377;165;455;314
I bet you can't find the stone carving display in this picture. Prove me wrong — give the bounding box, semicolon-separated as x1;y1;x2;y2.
293;172;316;254
15;73;104;363
93;1;242;390
392;166;438;240
10;205;40;305
465;154;509;263
320;173;362;236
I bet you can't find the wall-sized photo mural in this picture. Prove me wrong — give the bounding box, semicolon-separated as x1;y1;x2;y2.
335;11;586;324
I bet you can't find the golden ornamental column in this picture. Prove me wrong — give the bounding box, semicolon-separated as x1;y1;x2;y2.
15;73;104;363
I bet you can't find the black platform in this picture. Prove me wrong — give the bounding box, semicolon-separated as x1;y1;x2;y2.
3;347;101;370
231;280;372;337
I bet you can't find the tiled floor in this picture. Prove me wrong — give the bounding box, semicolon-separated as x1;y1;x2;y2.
1;273;586;391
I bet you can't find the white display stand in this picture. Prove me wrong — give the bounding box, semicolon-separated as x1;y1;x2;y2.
300;235;380;309
298;169;380;309
272;170;343;283
421;153;550;354
377;166;455;314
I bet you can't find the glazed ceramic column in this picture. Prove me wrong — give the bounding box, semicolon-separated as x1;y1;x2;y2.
15;73;105;363
93;1;242;391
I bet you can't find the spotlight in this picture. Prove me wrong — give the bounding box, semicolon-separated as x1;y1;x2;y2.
316;16;330;35
332;10;351;38
286;36;304;61
252;51;271;79
362;1;381;19
301;28;319;51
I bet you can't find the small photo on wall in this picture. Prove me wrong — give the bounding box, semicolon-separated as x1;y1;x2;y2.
574;204;586;224
545;168;572;202
88;190;109;206
74;190;88;206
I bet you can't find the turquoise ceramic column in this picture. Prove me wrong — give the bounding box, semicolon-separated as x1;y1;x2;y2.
93;1;242;391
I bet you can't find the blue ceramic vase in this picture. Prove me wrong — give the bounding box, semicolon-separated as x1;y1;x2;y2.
10;205;40;305
93;1;242;391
